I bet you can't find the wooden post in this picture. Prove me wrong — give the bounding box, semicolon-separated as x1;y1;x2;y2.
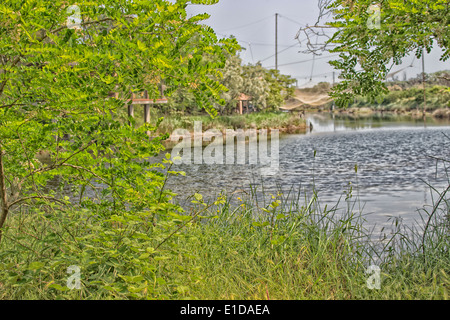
143;90;150;136
128;92;134;126
239;100;243;115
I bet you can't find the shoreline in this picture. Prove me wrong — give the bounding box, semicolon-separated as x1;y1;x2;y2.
332;107;450;119
298;106;450;119
142;112;310;148
159;124;309;149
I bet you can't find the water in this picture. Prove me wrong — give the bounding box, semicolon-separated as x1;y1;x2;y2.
164;113;450;234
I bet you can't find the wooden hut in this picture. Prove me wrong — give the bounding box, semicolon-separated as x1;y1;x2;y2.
236;93;253;114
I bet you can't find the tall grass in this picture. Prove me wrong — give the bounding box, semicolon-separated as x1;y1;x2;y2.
0;153;448;299
1;175;448;299
155;179;449;299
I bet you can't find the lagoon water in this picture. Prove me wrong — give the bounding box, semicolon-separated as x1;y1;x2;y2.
165;113;450;235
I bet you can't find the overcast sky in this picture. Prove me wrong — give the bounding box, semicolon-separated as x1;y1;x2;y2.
186;0;449;87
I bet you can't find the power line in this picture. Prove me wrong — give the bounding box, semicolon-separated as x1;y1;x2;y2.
249;42;300;48
258;38;307;63
216;13;340;78
292;71;337;78
266;54;340;69
275;13;278;70
386;56;416;79
217;33;297;49
259;43;298;63
278;14;305;28
292;72;340;82
248;43;255;63
309;35;319;80
216;15;273;33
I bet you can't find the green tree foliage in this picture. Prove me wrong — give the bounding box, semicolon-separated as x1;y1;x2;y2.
265;69;296;111
166;47;241;115
326;0;450;106
218;53;244;114
428;70;450;88
219;58;296;113
0;0;239;297
241;62;270;111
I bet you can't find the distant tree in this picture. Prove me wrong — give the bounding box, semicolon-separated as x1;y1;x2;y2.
219;54;244;114
265;69;296;111
296;0;450;106
429;70;450;87
242;63;270;111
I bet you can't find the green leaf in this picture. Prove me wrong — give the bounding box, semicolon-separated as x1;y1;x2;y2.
49;283;68;291
252;221;270;227
27;262;45;271
176;285;189;294
138;253;150;260
154;256;170;261
194;193;203;201
119;275;144;283
270;235;286;245
103;286;116;292
137;40;147;52
276;213;286;220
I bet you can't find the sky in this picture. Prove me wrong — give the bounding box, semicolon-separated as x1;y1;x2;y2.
186;0;449;87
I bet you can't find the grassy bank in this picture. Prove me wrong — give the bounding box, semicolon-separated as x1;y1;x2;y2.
117;108;307;136
346;85;450;118
0;179;448;300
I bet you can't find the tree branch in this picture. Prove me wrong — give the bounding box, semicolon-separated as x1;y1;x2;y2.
49;17;116;35
21;139;96;184
0;98;25;109
0;56;21;98
7;196;66;210
0;146;9;243
295;25;337;55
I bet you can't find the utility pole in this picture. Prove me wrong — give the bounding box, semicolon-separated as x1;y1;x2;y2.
275;13;278;71
421;48;427;117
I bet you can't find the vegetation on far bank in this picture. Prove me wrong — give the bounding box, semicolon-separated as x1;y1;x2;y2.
120;108;307;136
346;71;450;117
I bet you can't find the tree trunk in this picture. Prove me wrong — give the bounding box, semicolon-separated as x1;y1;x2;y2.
0;146;9;244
